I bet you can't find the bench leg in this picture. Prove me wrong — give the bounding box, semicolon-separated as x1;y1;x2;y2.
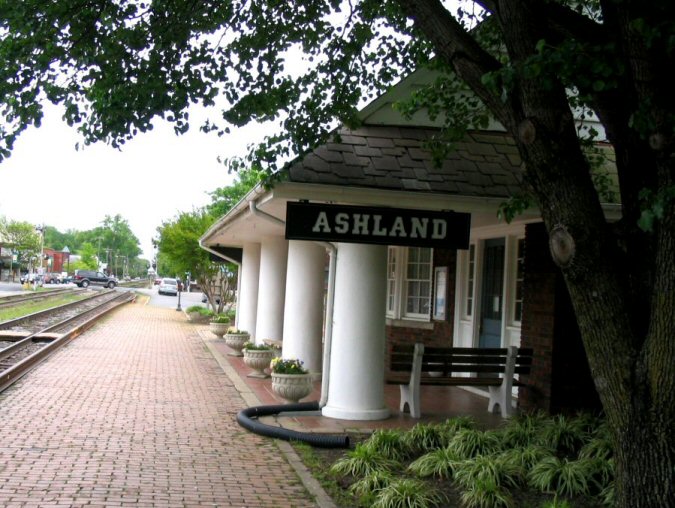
399;384;421;418
488;385;515;418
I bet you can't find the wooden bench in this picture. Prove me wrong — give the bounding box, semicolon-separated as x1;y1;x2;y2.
387;343;533;418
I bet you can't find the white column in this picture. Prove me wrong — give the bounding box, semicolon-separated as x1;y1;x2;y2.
236;242;261;337
282;241;326;376
254;237;288;343
322;243;390;420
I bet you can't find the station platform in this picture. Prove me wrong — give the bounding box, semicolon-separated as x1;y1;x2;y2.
0;298;504;507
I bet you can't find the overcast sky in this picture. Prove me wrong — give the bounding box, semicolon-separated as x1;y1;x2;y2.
0;104;269;260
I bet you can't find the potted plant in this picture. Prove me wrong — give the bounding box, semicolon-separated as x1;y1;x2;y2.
186;305;213;323
209;314;231;338
270;357;313;403
242;341;274;378
224;328;250;357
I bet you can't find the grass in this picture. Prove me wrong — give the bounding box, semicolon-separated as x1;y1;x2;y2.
292;413;612;508
0;293;88;321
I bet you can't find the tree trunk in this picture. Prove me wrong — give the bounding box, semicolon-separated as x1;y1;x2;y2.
396;0;675;504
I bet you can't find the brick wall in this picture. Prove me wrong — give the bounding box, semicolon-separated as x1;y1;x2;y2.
519;223;601;414
385;248;457;375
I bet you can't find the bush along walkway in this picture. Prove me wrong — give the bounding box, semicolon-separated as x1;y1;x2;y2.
304;412;613;508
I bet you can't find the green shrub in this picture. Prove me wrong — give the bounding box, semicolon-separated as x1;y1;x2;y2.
459;478;514;508
448;429;502;459
528;456;594;497
439;415;477;433
453;454;524;491
536;415;590;457
372;478;447;508
366;429;412;461
404;423;453;453
186;305;213;315
407;447;463;479
242;341;271;351
329;443;401;478
498;445;553;471
348;470;394;505
211;314;231;324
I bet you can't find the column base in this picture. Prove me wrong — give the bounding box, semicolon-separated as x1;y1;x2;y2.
321;404;391;421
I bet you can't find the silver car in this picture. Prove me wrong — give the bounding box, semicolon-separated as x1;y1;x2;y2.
158;277;178;296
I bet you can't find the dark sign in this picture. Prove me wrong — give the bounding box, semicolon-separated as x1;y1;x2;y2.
285;202;470;249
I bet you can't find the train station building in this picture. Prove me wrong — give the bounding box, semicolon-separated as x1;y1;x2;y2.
199;67;616;421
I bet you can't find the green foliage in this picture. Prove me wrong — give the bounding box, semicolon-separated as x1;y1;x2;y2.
207;167;265;217
528;457;594;498
269;357;308;374
211;313;230;323
329;443;401;478
241;341;269;350
0;217;41;268
459;478;514;508
447;429;502;459
404;422;454;453
371;478;447;508
186;305;213;316
348;470;394;505
365;429;411;462
453;455;524;491
638;185;675;232
77;242;99;270
407;447;463;479
536;415;591;457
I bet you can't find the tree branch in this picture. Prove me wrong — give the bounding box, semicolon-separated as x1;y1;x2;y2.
393;0;516;130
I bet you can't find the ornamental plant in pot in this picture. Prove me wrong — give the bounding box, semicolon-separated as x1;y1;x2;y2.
209;314;231;338
186;305;213;323
224;328;250;357
270;358;313;403
242;341;274;378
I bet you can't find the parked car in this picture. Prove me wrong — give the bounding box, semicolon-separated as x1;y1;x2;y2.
72;269;117;289
43;272;62;284
154;277;162;285
20;273;43;285
158;277;178;296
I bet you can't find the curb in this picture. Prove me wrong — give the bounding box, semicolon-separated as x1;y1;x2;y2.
200;331;337;508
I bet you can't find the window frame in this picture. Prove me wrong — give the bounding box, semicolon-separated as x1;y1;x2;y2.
386;246;433;321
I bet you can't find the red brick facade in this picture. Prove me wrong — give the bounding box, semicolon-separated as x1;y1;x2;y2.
518;223;601;414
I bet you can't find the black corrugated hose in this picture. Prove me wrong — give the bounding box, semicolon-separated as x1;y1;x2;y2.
236;400;351;448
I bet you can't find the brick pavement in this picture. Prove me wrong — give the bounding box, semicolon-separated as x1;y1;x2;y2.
0;303;320;508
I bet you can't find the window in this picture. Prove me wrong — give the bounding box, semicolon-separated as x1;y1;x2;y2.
465;244;476;317
386;246;433;320
386;247;397;315
513;238;525;323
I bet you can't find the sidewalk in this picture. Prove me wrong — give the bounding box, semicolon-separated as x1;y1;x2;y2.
0;302;327;507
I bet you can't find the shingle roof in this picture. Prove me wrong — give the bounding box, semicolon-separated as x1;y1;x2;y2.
287;126;524;198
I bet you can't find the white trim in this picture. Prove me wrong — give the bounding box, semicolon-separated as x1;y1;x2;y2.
453;222;526;349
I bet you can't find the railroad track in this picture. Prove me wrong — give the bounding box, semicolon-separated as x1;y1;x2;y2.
0;290;135;392
0;287;82;310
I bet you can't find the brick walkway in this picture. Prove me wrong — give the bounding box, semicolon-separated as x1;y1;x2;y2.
0;303;319;507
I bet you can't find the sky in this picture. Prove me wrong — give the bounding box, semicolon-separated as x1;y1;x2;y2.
0;103;269;260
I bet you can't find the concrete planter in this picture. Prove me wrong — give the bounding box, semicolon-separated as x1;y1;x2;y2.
243;349;274;378
209;321;230;338
188;311;210;324
271;373;313;403
224;332;250;357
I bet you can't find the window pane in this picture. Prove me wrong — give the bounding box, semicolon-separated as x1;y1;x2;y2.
404;247;432;318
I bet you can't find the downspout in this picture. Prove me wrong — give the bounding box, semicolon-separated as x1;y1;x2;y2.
249;200;336;409
317;241;336;408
